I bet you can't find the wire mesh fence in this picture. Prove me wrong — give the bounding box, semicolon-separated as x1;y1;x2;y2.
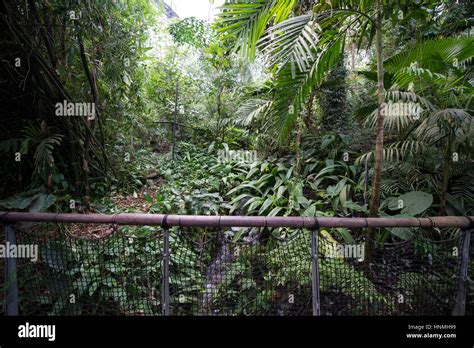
318;232;462;315
467;232;474;316
170;227;312;315
1;222;472;316
10;224;163;315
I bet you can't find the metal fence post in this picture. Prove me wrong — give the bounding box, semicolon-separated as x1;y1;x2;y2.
311;226;321;316
364;157;369;207
172;80;179;161
161;217;170;316
5;224;19;315
452;229;471;316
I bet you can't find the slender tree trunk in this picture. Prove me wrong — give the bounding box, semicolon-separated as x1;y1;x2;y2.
295;117;302;176
78;33;108;177
369;0;385;220
83;118;91;212
350;41;356;70
303;91;317;133
28;0;57;69
440;142;451;215
367;0;385;259
172;80;178;160
215;88;222;142
440;168;449;215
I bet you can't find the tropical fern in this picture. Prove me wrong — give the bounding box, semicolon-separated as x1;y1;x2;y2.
20;123;63;175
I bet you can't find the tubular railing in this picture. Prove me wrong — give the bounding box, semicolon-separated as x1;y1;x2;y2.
1;212;473;316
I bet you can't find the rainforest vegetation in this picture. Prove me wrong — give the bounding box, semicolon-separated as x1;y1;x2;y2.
0;0;473;316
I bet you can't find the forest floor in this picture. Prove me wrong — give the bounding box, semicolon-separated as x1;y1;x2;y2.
73;176;165;238
20;168;167;239
110;176;163;213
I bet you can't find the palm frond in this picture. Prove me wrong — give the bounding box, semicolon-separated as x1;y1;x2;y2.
363;90;434;133
384;37;474;75
236;98;273;126
450;169;474;215
259;13;320;70
392;65;447;90
356;140;427;164
217;0;296;60
271;34;345;142
34;135;63;173
414;108;473;144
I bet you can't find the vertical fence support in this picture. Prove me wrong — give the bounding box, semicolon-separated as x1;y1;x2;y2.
364;157;369;207
161;217;170;316
311;227;321;316
453;229;471;316
5;224;19;315
172;80;179;161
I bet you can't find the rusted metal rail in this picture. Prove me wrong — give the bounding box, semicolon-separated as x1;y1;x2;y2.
1;211;472;228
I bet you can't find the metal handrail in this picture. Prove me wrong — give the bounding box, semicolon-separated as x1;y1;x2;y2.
2;211;472;316
1;211;473;228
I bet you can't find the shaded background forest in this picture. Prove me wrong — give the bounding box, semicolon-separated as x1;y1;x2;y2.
0;0;472;225
0;0;473;318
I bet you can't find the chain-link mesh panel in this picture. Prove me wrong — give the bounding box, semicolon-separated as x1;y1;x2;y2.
319;228;463;315
1;224;471;316
467;230;474;315
170;227;312;315
12;223;163;315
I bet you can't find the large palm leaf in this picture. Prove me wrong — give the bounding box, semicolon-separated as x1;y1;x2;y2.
359;37;473;136
217;0;378;142
236;98;273;126
259;13;319;70
384;37;474;75
270;34;345;141
217;0;296;60
414;108;473;145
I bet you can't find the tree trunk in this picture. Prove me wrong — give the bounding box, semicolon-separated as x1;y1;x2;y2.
78;33;108;178
367;0;385;259
303;90;317;133
440;168;449;215
172;80;178;160
369;0;385;220
215;89;222;142
295;117;302;176
439;143;451;215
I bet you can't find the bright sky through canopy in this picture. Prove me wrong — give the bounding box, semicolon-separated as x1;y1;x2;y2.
164;0;224;22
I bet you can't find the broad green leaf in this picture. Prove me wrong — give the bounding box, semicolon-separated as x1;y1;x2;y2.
388;191;433;215
259;197;274;215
